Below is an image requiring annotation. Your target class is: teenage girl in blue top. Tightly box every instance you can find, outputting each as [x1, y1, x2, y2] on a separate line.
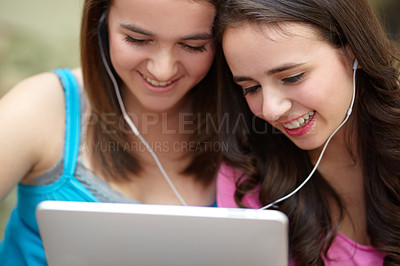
[0, 0, 220, 264]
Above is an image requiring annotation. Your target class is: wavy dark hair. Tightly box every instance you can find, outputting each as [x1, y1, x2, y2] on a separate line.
[216, 0, 400, 264]
[80, 0, 221, 185]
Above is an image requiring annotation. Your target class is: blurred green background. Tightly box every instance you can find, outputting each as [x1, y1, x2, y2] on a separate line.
[0, 0, 399, 240]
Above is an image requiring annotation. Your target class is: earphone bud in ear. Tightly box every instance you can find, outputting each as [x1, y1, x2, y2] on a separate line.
[346, 59, 358, 116]
[352, 59, 358, 70]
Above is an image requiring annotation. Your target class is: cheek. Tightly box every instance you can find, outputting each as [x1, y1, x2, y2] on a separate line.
[109, 35, 143, 73]
[245, 97, 263, 117]
[313, 59, 353, 105]
[296, 75, 333, 110]
[183, 49, 215, 78]
[314, 73, 352, 111]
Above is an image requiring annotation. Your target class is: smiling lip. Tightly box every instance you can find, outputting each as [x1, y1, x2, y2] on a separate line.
[141, 74, 178, 92]
[282, 111, 316, 137]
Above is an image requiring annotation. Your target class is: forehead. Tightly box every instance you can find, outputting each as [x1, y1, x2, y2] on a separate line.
[222, 22, 319, 57]
[222, 22, 330, 76]
[223, 22, 321, 45]
[109, 0, 216, 37]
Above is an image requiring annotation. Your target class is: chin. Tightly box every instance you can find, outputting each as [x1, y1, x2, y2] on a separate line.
[143, 102, 178, 113]
[294, 143, 318, 151]
[288, 136, 326, 151]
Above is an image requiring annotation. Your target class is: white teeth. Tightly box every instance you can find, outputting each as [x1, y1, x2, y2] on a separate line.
[283, 111, 315, 129]
[144, 76, 173, 87]
[292, 120, 300, 128]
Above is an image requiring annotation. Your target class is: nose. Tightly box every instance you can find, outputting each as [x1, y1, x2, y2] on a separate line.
[147, 48, 179, 81]
[260, 86, 292, 122]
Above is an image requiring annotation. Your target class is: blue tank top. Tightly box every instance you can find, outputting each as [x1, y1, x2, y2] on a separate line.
[0, 69, 217, 265]
[0, 69, 99, 266]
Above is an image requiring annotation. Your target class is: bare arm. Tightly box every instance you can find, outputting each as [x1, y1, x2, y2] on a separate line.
[0, 72, 66, 201]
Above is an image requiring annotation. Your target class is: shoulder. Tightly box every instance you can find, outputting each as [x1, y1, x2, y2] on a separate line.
[70, 67, 83, 86]
[4, 70, 68, 127]
[216, 163, 242, 207]
[3, 70, 80, 109]
[0, 71, 67, 145]
[216, 163, 262, 208]
[0, 69, 82, 187]
[10, 68, 84, 121]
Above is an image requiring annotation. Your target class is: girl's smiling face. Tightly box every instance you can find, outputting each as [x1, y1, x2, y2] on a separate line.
[222, 22, 355, 150]
[107, 0, 216, 114]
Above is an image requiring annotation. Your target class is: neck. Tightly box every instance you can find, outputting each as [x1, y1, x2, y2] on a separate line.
[122, 93, 196, 167]
[308, 129, 369, 244]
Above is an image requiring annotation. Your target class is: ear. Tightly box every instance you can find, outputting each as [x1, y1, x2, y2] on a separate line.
[344, 45, 361, 69]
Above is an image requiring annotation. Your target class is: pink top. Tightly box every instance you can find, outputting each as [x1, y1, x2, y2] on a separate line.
[217, 164, 386, 266]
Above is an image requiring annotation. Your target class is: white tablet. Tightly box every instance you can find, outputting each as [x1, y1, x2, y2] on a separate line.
[36, 201, 289, 266]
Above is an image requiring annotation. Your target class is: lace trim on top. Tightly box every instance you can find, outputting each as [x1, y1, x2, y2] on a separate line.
[26, 156, 140, 204]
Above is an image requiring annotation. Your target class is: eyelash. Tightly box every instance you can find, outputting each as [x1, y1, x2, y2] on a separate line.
[242, 73, 305, 97]
[124, 36, 150, 46]
[124, 36, 207, 53]
[243, 85, 261, 97]
[180, 44, 207, 53]
[282, 73, 304, 84]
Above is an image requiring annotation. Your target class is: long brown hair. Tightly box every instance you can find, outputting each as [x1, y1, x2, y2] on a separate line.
[216, 0, 400, 264]
[80, 0, 221, 185]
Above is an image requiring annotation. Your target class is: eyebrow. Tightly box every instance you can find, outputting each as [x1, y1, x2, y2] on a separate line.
[120, 24, 154, 37]
[266, 63, 305, 75]
[181, 33, 212, 41]
[233, 62, 305, 83]
[120, 23, 212, 41]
